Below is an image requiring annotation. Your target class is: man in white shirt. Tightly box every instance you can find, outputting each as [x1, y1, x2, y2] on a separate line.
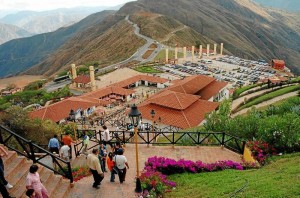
[87, 149, 104, 189]
[113, 149, 129, 184]
[60, 145, 70, 162]
[138, 121, 145, 139]
[102, 125, 112, 148]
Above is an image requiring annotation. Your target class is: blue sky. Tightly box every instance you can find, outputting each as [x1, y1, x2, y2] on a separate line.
[0, 0, 135, 11]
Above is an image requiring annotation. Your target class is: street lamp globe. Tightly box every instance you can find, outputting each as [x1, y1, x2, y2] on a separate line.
[128, 104, 142, 127]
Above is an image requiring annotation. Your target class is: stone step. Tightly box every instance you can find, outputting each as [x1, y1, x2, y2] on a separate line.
[50, 179, 71, 198]
[44, 174, 62, 196]
[3, 151, 17, 165]
[6, 160, 32, 193]
[4, 156, 26, 179]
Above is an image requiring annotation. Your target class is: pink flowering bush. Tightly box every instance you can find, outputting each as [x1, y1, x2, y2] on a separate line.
[144, 156, 244, 175]
[246, 140, 276, 165]
[139, 156, 247, 197]
[139, 171, 176, 197]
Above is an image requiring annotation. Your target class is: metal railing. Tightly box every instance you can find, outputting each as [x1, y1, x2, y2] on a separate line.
[75, 129, 246, 155]
[73, 129, 100, 157]
[0, 125, 73, 183]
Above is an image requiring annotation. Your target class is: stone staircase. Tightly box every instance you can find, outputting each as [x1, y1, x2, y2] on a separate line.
[2, 148, 71, 198]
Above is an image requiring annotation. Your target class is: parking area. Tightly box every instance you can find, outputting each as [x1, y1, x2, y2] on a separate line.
[156, 55, 279, 88]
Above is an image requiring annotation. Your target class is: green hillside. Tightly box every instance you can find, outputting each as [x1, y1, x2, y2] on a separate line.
[166, 153, 300, 198]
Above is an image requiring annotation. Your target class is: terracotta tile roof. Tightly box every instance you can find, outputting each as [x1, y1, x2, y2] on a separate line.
[29, 97, 97, 122]
[260, 76, 288, 84]
[74, 75, 91, 84]
[272, 59, 285, 65]
[112, 75, 168, 88]
[138, 99, 219, 129]
[84, 86, 135, 99]
[197, 81, 228, 100]
[168, 75, 215, 94]
[142, 90, 200, 110]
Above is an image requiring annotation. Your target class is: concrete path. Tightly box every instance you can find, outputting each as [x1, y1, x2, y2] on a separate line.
[69, 144, 242, 198]
[232, 91, 299, 117]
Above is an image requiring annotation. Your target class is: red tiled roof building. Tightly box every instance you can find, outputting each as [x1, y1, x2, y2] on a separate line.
[271, 59, 285, 70]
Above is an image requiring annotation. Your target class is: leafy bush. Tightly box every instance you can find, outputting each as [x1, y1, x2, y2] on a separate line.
[140, 171, 176, 198]
[58, 165, 91, 182]
[206, 99, 300, 153]
[0, 106, 61, 145]
[0, 85, 72, 110]
[246, 141, 276, 165]
[23, 80, 47, 91]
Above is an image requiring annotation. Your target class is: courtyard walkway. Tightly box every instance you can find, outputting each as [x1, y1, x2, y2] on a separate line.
[69, 144, 242, 198]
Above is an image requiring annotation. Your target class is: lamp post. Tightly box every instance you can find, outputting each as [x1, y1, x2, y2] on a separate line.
[150, 109, 155, 142]
[128, 104, 142, 181]
[69, 109, 77, 142]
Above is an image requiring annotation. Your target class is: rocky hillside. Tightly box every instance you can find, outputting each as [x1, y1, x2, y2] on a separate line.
[0, 23, 32, 44]
[118, 0, 300, 74]
[129, 12, 214, 47]
[26, 16, 146, 76]
[0, 10, 114, 78]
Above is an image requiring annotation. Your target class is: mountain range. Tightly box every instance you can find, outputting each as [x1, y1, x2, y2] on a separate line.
[0, 6, 122, 44]
[0, 0, 300, 78]
[0, 23, 32, 44]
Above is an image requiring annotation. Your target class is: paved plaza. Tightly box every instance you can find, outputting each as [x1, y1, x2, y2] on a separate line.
[69, 144, 242, 198]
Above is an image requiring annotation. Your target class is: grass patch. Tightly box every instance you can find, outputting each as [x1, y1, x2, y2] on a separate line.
[237, 85, 300, 111]
[134, 66, 162, 73]
[142, 50, 154, 59]
[291, 76, 300, 83]
[166, 153, 300, 198]
[233, 84, 262, 99]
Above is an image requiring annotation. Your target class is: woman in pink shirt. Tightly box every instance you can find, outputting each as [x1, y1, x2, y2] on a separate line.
[26, 165, 49, 198]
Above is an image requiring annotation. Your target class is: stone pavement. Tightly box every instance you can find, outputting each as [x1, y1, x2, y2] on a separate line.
[69, 144, 242, 198]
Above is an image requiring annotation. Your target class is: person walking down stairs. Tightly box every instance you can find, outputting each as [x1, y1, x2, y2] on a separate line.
[82, 131, 90, 156]
[26, 165, 49, 198]
[48, 134, 60, 154]
[87, 149, 104, 189]
[0, 145, 13, 189]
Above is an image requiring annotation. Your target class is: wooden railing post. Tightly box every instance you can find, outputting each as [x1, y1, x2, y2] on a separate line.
[242, 141, 246, 154]
[222, 132, 225, 148]
[172, 131, 175, 148]
[122, 131, 126, 147]
[67, 161, 74, 184]
[147, 130, 150, 147]
[28, 141, 37, 163]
